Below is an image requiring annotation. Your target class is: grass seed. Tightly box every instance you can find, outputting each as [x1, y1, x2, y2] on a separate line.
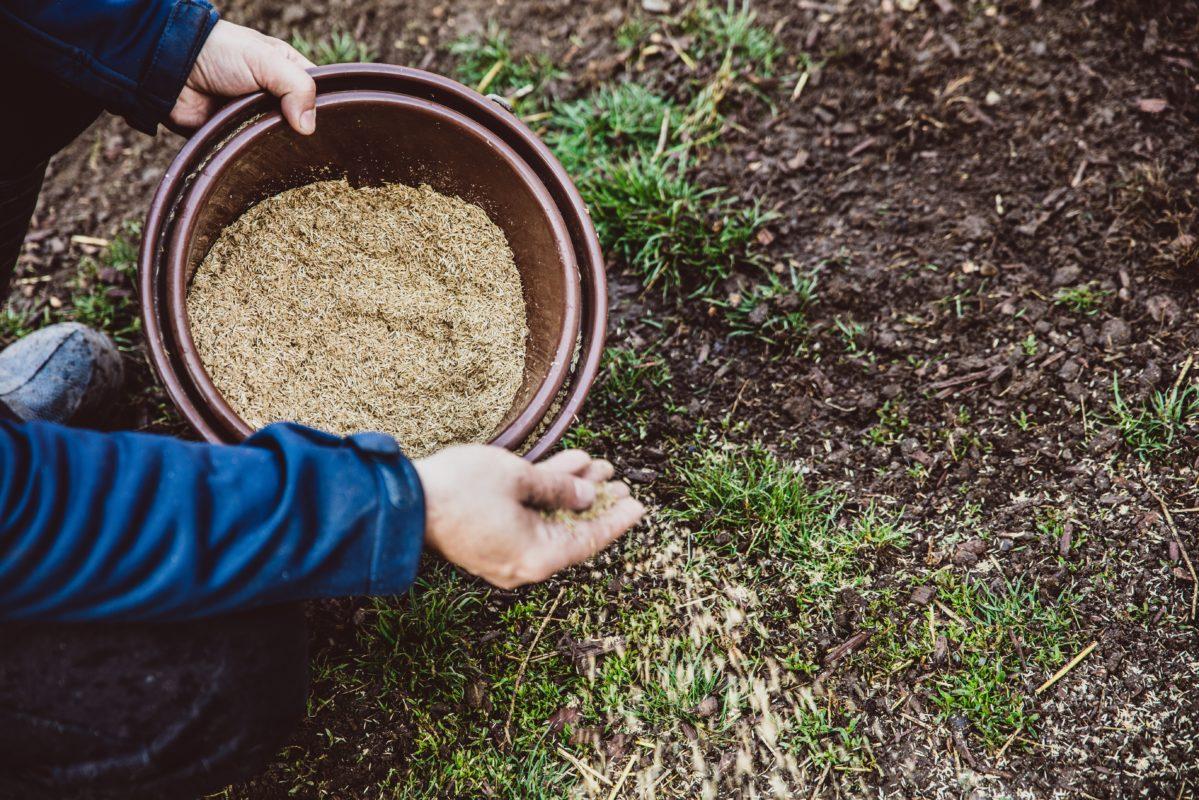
[188, 178, 527, 457]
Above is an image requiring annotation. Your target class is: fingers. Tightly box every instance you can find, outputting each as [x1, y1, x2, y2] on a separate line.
[521, 464, 597, 511]
[536, 495, 646, 577]
[251, 49, 317, 134]
[540, 449, 616, 483]
[273, 38, 317, 70]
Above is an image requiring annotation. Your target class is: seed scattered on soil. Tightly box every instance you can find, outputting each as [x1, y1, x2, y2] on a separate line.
[188, 178, 528, 457]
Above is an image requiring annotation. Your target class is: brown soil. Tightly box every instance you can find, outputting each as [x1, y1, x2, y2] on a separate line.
[18, 0, 1199, 797]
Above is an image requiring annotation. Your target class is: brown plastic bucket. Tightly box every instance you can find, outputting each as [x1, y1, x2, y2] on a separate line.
[140, 66, 606, 459]
[165, 90, 578, 449]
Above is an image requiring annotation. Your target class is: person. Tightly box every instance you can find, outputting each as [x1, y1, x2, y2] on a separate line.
[0, 2, 646, 798]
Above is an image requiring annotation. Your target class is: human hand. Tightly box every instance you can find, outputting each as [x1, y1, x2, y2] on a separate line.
[170, 20, 317, 134]
[414, 446, 645, 589]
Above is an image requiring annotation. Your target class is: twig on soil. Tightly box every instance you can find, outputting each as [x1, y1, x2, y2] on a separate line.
[557, 745, 612, 787]
[995, 725, 1023, 761]
[605, 753, 638, 800]
[820, 630, 872, 677]
[653, 111, 671, 161]
[476, 58, 506, 94]
[934, 600, 968, 629]
[667, 37, 697, 71]
[1143, 477, 1198, 620]
[1035, 640, 1098, 695]
[69, 234, 109, 248]
[791, 69, 810, 102]
[504, 587, 565, 746]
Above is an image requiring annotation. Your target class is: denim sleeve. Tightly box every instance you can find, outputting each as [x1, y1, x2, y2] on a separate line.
[0, 0, 219, 133]
[0, 421, 425, 622]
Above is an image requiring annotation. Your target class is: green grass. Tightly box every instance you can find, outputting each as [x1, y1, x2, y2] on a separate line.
[865, 399, 910, 447]
[547, 81, 770, 291]
[296, 566, 582, 799]
[449, 24, 560, 107]
[589, 346, 672, 442]
[709, 267, 817, 347]
[0, 304, 45, 345]
[1053, 282, 1111, 316]
[864, 572, 1078, 751]
[69, 221, 142, 348]
[927, 575, 1077, 749]
[290, 31, 376, 65]
[670, 443, 909, 607]
[547, 83, 680, 174]
[684, 1, 783, 76]
[1111, 373, 1199, 461]
[581, 154, 772, 290]
[635, 640, 728, 730]
[778, 689, 872, 772]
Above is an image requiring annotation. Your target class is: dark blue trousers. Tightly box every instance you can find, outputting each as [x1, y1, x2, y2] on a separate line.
[0, 56, 309, 800]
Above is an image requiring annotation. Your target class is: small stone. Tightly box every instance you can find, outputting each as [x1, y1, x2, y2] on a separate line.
[1100, 318, 1131, 349]
[625, 467, 659, 484]
[952, 538, 988, 567]
[957, 214, 991, 242]
[692, 696, 719, 718]
[782, 395, 811, 422]
[1057, 358, 1082, 382]
[280, 4, 310, 24]
[1145, 294, 1181, 327]
[1051, 264, 1082, 287]
[911, 585, 936, 606]
[641, 0, 670, 12]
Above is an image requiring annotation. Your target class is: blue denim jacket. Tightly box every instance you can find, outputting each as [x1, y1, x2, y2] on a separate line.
[0, 1, 429, 621]
[0, 0, 218, 133]
[0, 421, 426, 622]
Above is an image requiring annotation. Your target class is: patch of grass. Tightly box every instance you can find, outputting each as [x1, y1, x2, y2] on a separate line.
[865, 400, 910, 447]
[779, 690, 872, 772]
[865, 572, 1078, 751]
[547, 80, 767, 291]
[547, 83, 680, 175]
[0, 304, 44, 345]
[591, 346, 672, 441]
[928, 575, 1077, 749]
[683, 0, 783, 77]
[449, 24, 560, 107]
[615, 17, 654, 51]
[636, 640, 727, 730]
[290, 30, 376, 65]
[305, 566, 583, 799]
[1111, 373, 1199, 461]
[597, 346, 672, 406]
[1053, 282, 1111, 316]
[70, 221, 141, 348]
[581, 154, 772, 290]
[670, 443, 909, 607]
[833, 316, 867, 355]
[1021, 332, 1038, 356]
[710, 267, 816, 347]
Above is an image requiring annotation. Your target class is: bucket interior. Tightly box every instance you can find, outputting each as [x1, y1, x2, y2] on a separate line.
[176, 91, 575, 439]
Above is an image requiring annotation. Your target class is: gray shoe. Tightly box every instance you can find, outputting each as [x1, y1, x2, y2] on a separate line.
[0, 323, 124, 424]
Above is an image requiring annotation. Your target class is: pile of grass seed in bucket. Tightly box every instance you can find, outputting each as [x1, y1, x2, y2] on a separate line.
[187, 178, 527, 458]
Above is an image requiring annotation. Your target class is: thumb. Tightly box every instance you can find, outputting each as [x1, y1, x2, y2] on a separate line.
[521, 465, 597, 512]
[252, 51, 317, 135]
